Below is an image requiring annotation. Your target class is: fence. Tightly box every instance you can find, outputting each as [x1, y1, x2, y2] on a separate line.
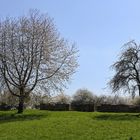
[1, 102, 140, 112]
[40, 103, 69, 111]
[40, 103, 95, 112]
[71, 103, 94, 112]
[40, 103, 140, 112]
[96, 104, 140, 113]
[0, 103, 12, 111]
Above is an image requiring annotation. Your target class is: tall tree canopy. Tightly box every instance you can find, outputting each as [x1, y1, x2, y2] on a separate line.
[0, 10, 78, 113]
[109, 41, 140, 98]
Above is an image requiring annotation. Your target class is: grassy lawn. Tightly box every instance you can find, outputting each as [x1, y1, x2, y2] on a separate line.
[0, 110, 140, 140]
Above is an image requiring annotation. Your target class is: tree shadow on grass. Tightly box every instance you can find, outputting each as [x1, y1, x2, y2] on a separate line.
[0, 111, 48, 124]
[93, 113, 140, 121]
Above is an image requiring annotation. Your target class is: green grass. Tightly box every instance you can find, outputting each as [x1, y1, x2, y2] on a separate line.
[0, 110, 140, 140]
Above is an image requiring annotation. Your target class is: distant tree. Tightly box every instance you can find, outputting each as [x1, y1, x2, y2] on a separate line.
[94, 95, 107, 106]
[0, 10, 78, 113]
[94, 95, 126, 106]
[22, 92, 42, 109]
[0, 90, 18, 107]
[72, 88, 95, 104]
[0, 89, 32, 108]
[109, 41, 140, 98]
[28, 93, 41, 107]
[53, 93, 71, 104]
[131, 97, 140, 105]
[40, 95, 53, 104]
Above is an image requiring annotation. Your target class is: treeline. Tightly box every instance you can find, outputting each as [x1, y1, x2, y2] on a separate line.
[0, 88, 140, 111]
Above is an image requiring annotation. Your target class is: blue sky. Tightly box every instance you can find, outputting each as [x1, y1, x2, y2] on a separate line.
[1, 0, 140, 95]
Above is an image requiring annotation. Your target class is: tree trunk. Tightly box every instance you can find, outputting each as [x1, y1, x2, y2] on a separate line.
[17, 96, 24, 113]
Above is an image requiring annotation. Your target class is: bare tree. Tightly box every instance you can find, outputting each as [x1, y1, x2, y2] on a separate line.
[0, 10, 78, 113]
[109, 40, 140, 97]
